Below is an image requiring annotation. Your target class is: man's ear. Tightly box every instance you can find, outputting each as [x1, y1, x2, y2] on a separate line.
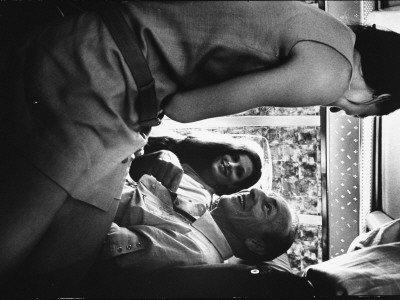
[245, 238, 266, 255]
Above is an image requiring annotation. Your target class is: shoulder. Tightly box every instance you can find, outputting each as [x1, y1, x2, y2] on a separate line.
[277, 3, 355, 104]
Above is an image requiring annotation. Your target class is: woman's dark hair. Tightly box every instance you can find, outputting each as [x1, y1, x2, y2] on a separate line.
[350, 24, 400, 115]
[144, 134, 263, 195]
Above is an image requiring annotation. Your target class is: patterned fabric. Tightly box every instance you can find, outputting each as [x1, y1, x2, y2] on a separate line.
[305, 219, 400, 295]
[348, 218, 400, 251]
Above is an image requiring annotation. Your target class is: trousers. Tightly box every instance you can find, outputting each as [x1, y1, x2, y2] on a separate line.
[0, 145, 119, 296]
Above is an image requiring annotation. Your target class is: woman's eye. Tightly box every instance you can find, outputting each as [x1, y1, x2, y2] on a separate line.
[231, 153, 240, 162]
[236, 168, 244, 178]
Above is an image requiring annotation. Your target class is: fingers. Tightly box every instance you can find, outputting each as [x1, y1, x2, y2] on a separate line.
[150, 160, 183, 192]
[167, 169, 183, 193]
[150, 160, 168, 182]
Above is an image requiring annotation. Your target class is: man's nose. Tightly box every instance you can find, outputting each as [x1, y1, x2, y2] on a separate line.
[251, 188, 263, 200]
[251, 190, 266, 206]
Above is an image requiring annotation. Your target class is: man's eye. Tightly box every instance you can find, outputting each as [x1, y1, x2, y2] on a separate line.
[264, 203, 272, 213]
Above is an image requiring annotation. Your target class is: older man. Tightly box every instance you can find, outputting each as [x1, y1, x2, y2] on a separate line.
[73, 150, 297, 297]
[97, 169, 296, 274]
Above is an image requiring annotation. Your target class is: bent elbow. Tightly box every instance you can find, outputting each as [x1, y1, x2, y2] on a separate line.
[163, 106, 192, 123]
[163, 102, 198, 123]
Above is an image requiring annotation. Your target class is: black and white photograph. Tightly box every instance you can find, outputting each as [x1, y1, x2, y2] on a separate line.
[0, 0, 400, 298]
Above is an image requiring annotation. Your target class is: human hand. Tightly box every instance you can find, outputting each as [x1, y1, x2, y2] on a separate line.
[150, 150, 183, 193]
[129, 150, 183, 192]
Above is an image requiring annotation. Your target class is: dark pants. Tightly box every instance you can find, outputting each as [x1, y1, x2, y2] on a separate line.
[0, 146, 118, 297]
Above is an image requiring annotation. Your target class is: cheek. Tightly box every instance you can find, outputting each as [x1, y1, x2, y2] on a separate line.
[213, 168, 225, 184]
[229, 213, 262, 236]
[239, 172, 250, 183]
[209, 162, 220, 177]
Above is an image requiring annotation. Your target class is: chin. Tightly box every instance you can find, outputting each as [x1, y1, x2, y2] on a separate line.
[211, 165, 222, 181]
[219, 195, 229, 202]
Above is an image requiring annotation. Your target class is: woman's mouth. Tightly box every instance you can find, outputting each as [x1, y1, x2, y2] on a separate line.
[221, 160, 229, 177]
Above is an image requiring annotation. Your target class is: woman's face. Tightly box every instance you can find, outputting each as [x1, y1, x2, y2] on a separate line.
[208, 153, 254, 186]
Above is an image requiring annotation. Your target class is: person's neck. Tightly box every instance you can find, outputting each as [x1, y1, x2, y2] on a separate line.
[197, 168, 215, 188]
[210, 209, 235, 245]
[212, 211, 248, 259]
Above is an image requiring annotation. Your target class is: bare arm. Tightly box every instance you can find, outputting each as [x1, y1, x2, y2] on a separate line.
[164, 42, 352, 123]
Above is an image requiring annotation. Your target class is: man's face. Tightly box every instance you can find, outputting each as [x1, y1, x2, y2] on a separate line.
[215, 188, 292, 242]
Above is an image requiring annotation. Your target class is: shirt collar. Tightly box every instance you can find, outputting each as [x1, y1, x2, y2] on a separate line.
[192, 211, 233, 260]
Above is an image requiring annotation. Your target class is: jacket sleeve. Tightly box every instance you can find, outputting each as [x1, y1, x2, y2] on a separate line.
[101, 222, 146, 259]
